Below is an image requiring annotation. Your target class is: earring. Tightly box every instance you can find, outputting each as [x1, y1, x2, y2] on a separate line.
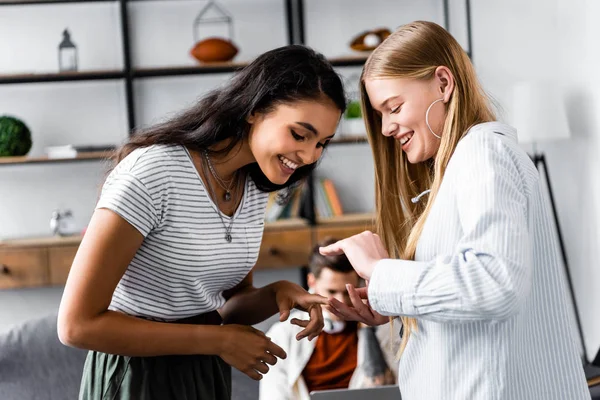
[425, 98, 444, 139]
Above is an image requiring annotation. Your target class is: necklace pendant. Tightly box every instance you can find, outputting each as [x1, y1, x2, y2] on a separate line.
[225, 233, 232, 243]
[224, 191, 232, 202]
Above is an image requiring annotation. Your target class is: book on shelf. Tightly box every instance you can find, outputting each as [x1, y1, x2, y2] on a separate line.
[314, 178, 344, 218]
[44, 144, 116, 159]
[265, 178, 344, 222]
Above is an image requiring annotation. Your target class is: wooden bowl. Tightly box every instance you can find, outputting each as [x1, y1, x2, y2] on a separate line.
[190, 37, 239, 63]
[350, 28, 392, 52]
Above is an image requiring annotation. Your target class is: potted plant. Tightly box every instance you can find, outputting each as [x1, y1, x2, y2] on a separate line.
[341, 100, 366, 137]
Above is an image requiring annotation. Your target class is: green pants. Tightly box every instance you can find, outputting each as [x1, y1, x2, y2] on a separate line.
[79, 312, 231, 400]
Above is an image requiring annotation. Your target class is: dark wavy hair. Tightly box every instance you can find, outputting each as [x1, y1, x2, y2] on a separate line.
[114, 45, 346, 192]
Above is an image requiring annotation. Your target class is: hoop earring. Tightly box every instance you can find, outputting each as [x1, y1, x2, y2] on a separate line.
[425, 98, 444, 139]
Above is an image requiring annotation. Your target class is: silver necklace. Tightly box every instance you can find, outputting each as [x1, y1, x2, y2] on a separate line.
[204, 149, 236, 202]
[201, 153, 241, 243]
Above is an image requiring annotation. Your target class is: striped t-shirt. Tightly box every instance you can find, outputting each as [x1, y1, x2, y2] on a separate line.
[96, 144, 268, 321]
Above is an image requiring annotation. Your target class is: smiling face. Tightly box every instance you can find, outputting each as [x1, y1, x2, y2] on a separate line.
[247, 97, 341, 185]
[365, 67, 454, 164]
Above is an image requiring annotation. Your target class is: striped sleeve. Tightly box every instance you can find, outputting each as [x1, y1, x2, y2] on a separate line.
[96, 171, 159, 237]
[368, 132, 532, 322]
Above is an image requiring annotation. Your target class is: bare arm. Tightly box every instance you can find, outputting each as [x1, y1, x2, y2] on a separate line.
[220, 273, 279, 326]
[220, 274, 328, 341]
[57, 208, 227, 356]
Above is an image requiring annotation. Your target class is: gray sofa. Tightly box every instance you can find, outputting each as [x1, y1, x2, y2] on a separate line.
[0, 314, 258, 400]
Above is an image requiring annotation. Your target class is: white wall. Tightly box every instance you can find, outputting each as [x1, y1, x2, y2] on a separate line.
[304, 0, 444, 57]
[472, 0, 600, 360]
[555, 0, 600, 362]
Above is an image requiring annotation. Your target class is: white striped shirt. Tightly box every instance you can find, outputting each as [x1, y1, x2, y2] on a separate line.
[96, 145, 268, 321]
[369, 122, 590, 399]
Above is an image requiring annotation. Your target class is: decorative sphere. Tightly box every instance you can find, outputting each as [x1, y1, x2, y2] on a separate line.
[0, 115, 32, 157]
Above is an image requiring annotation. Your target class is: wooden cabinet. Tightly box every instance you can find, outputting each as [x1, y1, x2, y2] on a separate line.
[0, 235, 82, 290]
[0, 248, 49, 289]
[315, 213, 374, 243]
[48, 245, 79, 286]
[0, 214, 374, 289]
[258, 222, 312, 270]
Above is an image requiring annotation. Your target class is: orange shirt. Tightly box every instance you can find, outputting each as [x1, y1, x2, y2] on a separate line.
[302, 323, 358, 393]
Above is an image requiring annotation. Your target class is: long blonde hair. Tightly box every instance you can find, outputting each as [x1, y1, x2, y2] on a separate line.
[360, 21, 496, 357]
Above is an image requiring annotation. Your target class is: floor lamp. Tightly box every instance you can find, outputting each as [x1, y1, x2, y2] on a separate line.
[510, 81, 589, 364]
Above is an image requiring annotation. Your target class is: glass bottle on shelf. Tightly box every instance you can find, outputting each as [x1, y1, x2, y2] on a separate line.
[58, 29, 78, 72]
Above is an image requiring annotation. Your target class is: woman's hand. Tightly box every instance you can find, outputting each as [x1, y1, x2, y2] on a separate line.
[219, 324, 287, 381]
[328, 283, 388, 326]
[273, 280, 328, 341]
[319, 231, 389, 280]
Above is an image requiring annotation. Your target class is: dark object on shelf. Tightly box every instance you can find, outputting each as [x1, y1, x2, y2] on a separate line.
[350, 28, 391, 52]
[191, 0, 238, 63]
[72, 144, 116, 152]
[0, 115, 32, 157]
[58, 29, 78, 72]
[190, 38, 238, 63]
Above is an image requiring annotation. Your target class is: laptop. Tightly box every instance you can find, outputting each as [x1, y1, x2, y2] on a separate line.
[310, 385, 400, 400]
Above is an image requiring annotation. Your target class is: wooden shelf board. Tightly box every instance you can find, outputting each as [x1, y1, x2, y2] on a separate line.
[0, 56, 367, 84]
[0, 234, 83, 249]
[0, 0, 114, 4]
[133, 61, 249, 78]
[264, 218, 309, 231]
[0, 151, 113, 165]
[316, 213, 374, 227]
[328, 55, 369, 67]
[0, 214, 375, 249]
[0, 70, 125, 84]
[330, 135, 368, 145]
[133, 55, 368, 79]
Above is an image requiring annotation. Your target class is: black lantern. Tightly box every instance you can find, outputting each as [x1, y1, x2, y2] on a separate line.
[193, 0, 234, 44]
[58, 29, 78, 72]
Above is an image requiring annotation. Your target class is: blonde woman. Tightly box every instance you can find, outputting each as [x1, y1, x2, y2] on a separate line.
[320, 21, 590, 399]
